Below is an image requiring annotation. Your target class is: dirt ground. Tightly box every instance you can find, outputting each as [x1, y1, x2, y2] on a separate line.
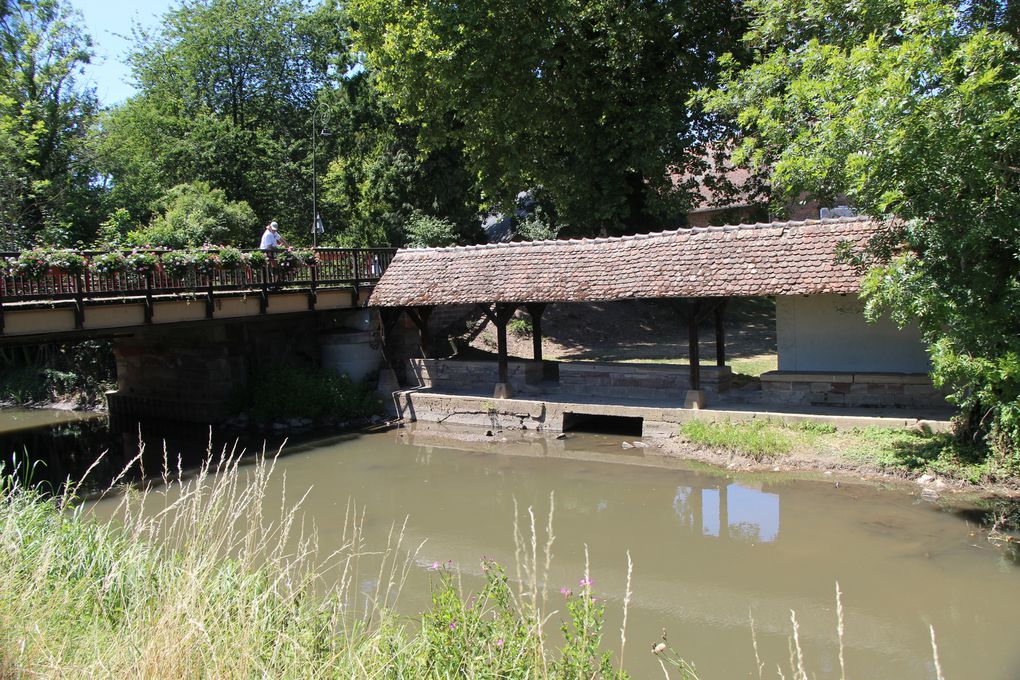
[460, 297, 778, 375]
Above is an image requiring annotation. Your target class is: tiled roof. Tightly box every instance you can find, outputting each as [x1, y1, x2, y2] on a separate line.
[368, 217, 883, 307]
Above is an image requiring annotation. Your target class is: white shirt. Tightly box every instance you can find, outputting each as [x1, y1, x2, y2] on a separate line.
[260, 229, 280, 250]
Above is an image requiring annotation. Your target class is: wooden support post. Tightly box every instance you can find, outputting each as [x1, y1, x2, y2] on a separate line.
[379, 308, 401, 364]
[376, 307, 403, 393]
[688, 299, 701, 391]
[73, 272, 85, 329]
[526, 303, 546, 363]
[715, 298, 728, 367]
[405, 305, 434, 358]
[308, 259, 318, 310]
[143, 272, 154, 324]
[494, 303, 516, 395]
[259, 264, 269, 314]
[205, 274, 215, 319]
[684, 298, 705, 409]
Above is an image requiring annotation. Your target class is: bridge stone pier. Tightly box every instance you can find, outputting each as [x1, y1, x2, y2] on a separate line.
[105, 309, 383, 433]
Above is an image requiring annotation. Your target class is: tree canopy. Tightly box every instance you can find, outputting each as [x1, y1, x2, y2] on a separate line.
[0, 0, 100, 248]
[702, 0, 1020, 456]
[348, 0, 747, 235]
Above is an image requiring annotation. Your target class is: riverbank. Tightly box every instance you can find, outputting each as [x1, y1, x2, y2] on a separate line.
[6, 423, 1014, 677]
[403, 419, 1020, 502]
[0, 451, 673, 679]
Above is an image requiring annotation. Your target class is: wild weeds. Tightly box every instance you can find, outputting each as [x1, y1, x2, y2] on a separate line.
[0, 444, 642, 678]
[0, 442, 952, 678]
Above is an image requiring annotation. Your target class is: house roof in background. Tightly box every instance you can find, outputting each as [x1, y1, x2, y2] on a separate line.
[368, 217, 883, 307]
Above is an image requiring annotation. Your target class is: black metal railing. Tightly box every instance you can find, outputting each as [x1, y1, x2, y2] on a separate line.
[0, 248, 396, 330]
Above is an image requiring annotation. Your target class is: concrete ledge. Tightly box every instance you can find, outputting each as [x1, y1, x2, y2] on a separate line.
[852, 373, 932, 385]
[390, 390, 953, 435]
[760, 370, 933, 385]
[760, 371, 852, 383]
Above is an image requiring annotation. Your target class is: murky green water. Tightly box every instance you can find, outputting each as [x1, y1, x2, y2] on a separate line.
[88, 424, 1017, 679]
[0, 407, 102, 435]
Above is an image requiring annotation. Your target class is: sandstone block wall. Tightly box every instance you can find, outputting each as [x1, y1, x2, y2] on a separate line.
[407, 358, 732, 401]
[757, 371, 948, 409]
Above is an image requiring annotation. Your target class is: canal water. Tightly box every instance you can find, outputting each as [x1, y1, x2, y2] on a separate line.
[6, 410, 1020, 678]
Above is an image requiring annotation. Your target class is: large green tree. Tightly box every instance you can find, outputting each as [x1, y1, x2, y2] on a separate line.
[95, 0, 332, 242]
[349, 0, 746, 235]
[319, 70, 482, 247]
[0, 0, 101, 248]
[703, 0, 1020, 458]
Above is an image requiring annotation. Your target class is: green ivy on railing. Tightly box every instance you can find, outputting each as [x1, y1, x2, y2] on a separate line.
[3, 245, 319, 280]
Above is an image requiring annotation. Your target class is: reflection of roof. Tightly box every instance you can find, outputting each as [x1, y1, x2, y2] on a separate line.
[368, 217, 882, 307]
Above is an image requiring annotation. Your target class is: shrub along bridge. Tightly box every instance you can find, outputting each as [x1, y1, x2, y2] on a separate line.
[0, 248, 396, 339]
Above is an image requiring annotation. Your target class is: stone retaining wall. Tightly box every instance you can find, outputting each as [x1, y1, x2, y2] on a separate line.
[407, 358, 731, 400]
[390, 391, 953, 435]
[758, 371, 947, 409]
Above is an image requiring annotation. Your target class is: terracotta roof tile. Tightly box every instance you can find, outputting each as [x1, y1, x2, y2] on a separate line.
[369, 217, 881, 307]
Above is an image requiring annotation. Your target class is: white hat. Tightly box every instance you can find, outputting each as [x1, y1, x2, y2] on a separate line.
[269, 221, 278, 231]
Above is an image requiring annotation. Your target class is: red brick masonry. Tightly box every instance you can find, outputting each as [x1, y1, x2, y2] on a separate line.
[369, 217, 884, 307]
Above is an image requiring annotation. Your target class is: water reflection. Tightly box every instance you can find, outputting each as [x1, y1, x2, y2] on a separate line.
[674, 483, 781, 542]
[42, 421, 1020, 679]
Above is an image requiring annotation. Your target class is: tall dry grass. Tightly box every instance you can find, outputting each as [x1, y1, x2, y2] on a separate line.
[0, 439, 951, 679]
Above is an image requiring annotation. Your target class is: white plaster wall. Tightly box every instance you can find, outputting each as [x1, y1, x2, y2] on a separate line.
[776, 294, 930, 373]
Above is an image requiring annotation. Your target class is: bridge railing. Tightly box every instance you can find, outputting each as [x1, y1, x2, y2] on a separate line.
[0, 247, 397, 304]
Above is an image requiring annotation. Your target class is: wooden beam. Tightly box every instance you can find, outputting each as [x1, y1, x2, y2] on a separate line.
[379, 308, 403, 368]
[715, 298, 728, 367]
[476, 303, 497, 324]
[404, 305, 434, 358]
[525, 303, 546, 363]
[688, 298, 701, 391]
[493, 303, 517, 384]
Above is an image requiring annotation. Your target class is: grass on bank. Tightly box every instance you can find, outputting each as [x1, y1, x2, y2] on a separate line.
[678, 419, 1004, 484]
[0, 442, 952, 680]
[617, 353, 778, 378]
[0, 446, 661, 679]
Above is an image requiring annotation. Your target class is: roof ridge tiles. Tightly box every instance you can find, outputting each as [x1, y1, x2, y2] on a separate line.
[395, 215, 875, 254]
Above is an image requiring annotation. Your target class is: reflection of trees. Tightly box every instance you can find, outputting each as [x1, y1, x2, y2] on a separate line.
[728, 522, 763, 543]
[673, 486, 703, 532]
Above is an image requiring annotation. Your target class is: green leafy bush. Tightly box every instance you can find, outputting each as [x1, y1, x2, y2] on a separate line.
[47, 250, 86, 276]
[7, 249, 50, 279]
[160, 250, 194, 278]
[90, 252, 127, 276]
[125, 181, 257, 248]
[272, 248, 315, 271]
[405, 212, 459, 248]
[242, 365, 381, 422]
[508, 317, 532, 337]
[245, 250, 268, 269]
[217, 246, 244, 269]
[193, 250, 221, 275]
[126, 251, 158, 275]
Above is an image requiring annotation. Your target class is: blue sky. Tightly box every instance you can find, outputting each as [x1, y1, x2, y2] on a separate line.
[70, 0, 176, 105]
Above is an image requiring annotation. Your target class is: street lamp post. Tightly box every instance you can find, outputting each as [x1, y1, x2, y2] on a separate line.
[311, 104, 331, 248]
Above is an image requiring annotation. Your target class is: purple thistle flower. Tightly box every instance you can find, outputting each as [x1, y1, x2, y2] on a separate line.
[579, 577, 593, 587]
[496, 638, 504, 648]
[429, 561, 440, 570]
[449, 621, 457, 631]
[560, 587, 572, 597]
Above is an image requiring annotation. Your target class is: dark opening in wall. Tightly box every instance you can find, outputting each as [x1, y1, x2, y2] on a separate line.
[561, 412, 644, 437]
